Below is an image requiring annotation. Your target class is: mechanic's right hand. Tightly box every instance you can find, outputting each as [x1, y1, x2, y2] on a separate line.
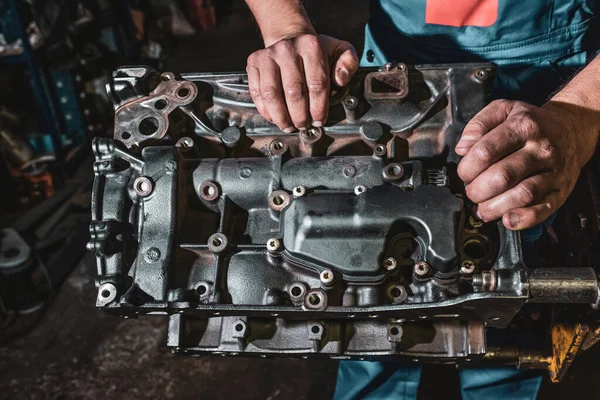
[246, 34, 359, 132]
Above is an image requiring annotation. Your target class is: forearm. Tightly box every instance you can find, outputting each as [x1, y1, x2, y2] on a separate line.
[546, 54, 600, 165]
[246, 0, 315, 47]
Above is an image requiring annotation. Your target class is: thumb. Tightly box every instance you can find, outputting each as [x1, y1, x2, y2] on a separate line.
[331, 42, 359, 87]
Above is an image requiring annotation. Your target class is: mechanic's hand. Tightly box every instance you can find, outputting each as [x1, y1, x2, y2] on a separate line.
[455, 100, 589, 230]
[246, 34, 359, 132]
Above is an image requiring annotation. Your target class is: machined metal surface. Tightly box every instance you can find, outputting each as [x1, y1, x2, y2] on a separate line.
[90, 64, 599, 370]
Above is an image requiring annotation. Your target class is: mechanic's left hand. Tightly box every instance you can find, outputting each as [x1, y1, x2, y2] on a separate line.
[455, 99, 590, 231]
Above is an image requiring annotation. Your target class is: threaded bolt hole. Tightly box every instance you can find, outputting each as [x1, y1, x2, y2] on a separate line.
[308, 294, 321, 306]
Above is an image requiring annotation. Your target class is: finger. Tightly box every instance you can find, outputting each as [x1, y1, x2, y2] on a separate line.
[246, 64, 271, 122]
[465, 149, 548, 204]
[277, 54, 311, 130]
[332, 43, 359, 87]
[502, 191, 561, 230]
[258, 57, 294, 132]
[456, 100, 513, 156]
[476, 172, 556, 222]
[457, 119, 527, 184]
[301, 49, 329, 127]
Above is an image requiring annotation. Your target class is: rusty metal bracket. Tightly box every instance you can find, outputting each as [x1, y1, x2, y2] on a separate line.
[114, 72, 198, 149]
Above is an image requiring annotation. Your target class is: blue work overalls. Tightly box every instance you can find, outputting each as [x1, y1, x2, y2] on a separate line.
[334, 1, 599, 399]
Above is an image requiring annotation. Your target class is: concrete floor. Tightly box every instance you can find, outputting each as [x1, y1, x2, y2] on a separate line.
[2, 1, 600, 399]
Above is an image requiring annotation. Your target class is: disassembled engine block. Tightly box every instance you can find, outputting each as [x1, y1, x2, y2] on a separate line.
[89, 63, 600, 382]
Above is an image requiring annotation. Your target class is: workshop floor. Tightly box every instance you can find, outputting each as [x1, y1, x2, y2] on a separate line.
[2, 1, 600, 399]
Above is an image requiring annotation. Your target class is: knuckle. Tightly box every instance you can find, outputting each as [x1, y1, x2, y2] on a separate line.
[307, 79, 328, 96]
[273, 40, 296, 56]
[491, 167, 515, 188]
[246, 52, 259, 66]
[489, 99, 514, 110]
[264, 47, 278, 59]
[490, 99, 509, 108]
[300, 35, 320, 52]
[516, 181, 537, 205]
[284, 81, 305, 101]
[512, 111, 540, 137]
[464, 184, 480, 202]
[473, 141, 496, 164]
[260, 86, 279, 102]
[536, 139, 557, 161]
[249, 88, 260, 99]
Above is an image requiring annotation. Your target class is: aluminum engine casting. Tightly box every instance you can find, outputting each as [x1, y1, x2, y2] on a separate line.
[89, 64, 599, 379]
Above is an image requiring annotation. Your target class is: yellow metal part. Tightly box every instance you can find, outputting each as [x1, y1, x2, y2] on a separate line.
[548, 323, 590, 383]
[581, 324, 600, 351]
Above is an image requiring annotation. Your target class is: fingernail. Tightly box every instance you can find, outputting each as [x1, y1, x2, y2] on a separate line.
[509, 213, 520, 228]
[312, 121, 323, 127]
[337, 68, 349, 83]
[283, 127, 295, 133]
[475, 207, 483, 220]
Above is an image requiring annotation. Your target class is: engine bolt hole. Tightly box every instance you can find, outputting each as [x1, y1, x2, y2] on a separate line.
[386, 284, 408, 303]
[374, 144, 387, 157]
[133, 176, 153, 197]
[304, 289, 327, 310]
[196, 282, 211, 299]
[138, 117, 160, 136]
[177, 87, 191, 98]
[288, 283, 307, 302]
[383, 163, 404, 181]
[269, 139, 287, 155]
[354, 185, 367, 195]
[155, 99, 168, 110]
[268, 190, 291, 211]
[199, 181, 219, 202]
[463, 238, 489, 260]
[207, 233, 228, 253]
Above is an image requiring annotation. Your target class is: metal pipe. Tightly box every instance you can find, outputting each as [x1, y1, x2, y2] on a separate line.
[528, 268, 598, 303]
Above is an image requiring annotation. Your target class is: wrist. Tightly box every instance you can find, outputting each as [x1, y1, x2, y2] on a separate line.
[246, 0, 316, 47]
[262, 24, 316, 47]
[543, 100, 600, 167]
